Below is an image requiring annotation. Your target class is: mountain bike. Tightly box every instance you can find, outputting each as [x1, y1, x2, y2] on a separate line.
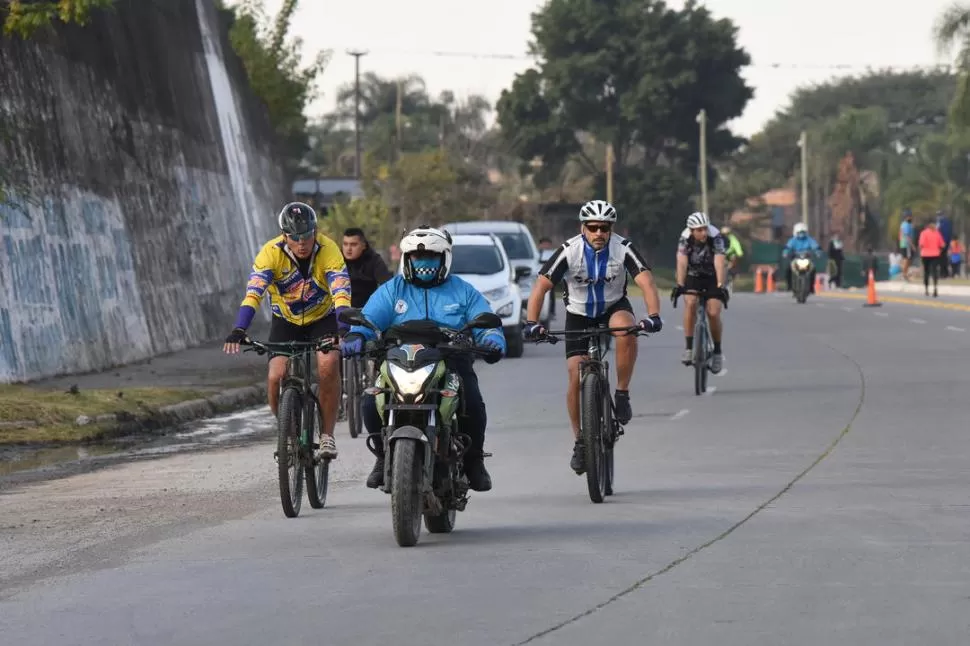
[242, 336, 338, 517]
[534, 322, 650, 503]
[673, 288, 727, 396]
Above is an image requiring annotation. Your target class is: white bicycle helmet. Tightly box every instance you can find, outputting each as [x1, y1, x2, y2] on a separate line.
[686, 212, 710, 229]
[579, 200, 618, 222]
[400, 225, 453, 286]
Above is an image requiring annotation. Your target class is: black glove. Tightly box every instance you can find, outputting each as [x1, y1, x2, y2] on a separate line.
[640, 314, 663, 333]
[523, 321, 547, 341]
[670, 285, 685, 307]
[717, 286, 730, 306]
[225, 327, 247, 344]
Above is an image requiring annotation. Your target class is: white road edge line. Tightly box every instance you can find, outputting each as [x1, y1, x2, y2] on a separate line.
[946, 325, 966, 332]
[910, 318, 926, 324]
[873, 311, 889, 317]
[841, 306, 853, 312]
[671, 409, 689, 421]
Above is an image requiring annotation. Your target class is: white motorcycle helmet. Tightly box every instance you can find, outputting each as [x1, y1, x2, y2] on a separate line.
[793, 222, 808, 236]
[579, 199, 618, 222]
[400, 225, 453, 286]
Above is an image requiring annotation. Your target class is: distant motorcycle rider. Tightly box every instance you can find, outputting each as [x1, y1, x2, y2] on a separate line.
[782, 222, 822, 293]
[341, 226, 506, 492]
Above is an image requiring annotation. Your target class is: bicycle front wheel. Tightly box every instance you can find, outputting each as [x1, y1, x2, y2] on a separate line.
[581, 370, 607, 503]
[305, 386, 329, 509]
[345, 358, 361, 438]
[694, 319, 707, 396]
[601, 380, 615, 497]
[277, 387, 305, 518]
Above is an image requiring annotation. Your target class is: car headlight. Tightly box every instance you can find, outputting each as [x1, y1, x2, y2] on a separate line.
[387, 363, 435, 396]
[483, 285, 510, 301]
[496, 302, 514, 317]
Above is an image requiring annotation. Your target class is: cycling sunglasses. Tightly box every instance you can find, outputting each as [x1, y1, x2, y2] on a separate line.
[584, 223, 612, 233]
[287, 231, 316, 242]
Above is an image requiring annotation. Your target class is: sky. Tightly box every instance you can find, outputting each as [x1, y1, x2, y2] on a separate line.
[263, 1, 960, 137]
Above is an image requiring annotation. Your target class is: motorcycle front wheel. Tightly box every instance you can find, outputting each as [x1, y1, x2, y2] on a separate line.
[391, 439, 424, 547]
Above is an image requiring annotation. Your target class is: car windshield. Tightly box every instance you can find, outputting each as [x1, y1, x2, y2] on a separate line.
[451, 244, 504, 275]
[494, 232, 533, 260]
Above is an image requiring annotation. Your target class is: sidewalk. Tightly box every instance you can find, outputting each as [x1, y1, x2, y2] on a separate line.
[876, 279, 970, 298]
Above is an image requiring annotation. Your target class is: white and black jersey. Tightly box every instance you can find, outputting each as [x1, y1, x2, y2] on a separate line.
[677, 225, 725, 277]
[539, 233, 651, 318]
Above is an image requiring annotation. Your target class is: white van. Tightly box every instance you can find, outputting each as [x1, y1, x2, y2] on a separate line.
[441, 221, 552, 325]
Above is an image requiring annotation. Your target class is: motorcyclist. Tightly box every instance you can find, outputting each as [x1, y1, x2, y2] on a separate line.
[341, 226, 506, 493]
[782, 222, 822, 293]
[671, 212, 729, 373]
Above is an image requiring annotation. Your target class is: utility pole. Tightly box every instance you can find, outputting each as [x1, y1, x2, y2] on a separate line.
[606, 142, 614, 203]
[696, 109, 708, 215]
[347, 50, 367, 179]
[797, 130, 809, 227]
[395, 78, 402, 162]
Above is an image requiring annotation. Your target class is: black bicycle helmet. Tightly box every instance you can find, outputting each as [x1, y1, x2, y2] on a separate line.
[278, 202, 317, 237]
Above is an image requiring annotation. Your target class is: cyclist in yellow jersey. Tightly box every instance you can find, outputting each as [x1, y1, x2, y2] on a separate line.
[223, 202, 352, 459]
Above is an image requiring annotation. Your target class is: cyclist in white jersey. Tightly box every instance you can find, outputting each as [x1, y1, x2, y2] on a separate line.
[523, 200, 663, 475]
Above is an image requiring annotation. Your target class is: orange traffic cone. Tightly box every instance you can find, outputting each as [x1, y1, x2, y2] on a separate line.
[863, 269, 881, 307]
[766, 269, 775, 293]
[754, 268, 764, 293]
[815, 275, 824, 292]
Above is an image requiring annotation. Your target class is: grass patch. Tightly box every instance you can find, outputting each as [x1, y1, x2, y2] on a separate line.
[0, 385, 206, 445]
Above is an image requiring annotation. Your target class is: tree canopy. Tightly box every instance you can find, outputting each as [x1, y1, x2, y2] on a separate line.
[1, 0, 114, 37]
[495, 0, 753, 250]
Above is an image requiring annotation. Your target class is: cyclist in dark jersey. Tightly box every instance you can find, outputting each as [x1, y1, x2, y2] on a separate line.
[342, 227, 393, 307]
[670, 212, 729, 373]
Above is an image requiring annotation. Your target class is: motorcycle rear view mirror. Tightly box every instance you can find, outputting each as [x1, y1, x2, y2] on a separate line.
[464, 312, 502, 331]
[338, 307, 375, 331]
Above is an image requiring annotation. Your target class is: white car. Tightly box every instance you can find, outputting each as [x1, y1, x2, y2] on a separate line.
[397, 233, 526, 358]
[441, 221, 552, 326]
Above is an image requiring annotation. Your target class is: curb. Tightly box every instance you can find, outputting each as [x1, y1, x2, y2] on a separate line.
[72, 383, 268, 441]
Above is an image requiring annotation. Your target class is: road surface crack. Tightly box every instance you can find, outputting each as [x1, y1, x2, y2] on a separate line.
[512, 344, 866, 645]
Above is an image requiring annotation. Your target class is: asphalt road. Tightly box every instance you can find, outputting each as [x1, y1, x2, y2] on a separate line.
[3, 292, 970, 645]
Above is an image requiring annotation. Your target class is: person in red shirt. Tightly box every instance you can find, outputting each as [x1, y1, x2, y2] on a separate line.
[918, 220, 947, 297]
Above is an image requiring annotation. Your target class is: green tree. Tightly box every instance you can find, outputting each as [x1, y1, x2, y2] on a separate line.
[224, 0, 330, 174]
[317, 195, 394, 251]
[2, 0, 114, 37]
[495, 0, 752, 244]
[934, 3, 970, 129]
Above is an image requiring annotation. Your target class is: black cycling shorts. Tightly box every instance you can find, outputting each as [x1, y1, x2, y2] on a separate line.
[684, 273, 718, 293]
[267, 314, 337, 359]
[563, 297, 634, 358]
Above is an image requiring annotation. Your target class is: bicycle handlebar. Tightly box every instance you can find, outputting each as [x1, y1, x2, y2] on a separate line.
[532, 325, 649, 345]
[241, 336, 338, 356]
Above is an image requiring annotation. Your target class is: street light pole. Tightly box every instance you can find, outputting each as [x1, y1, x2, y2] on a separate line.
[606, 142, 614, 203]
[347, 50, 368, 179]
[696, 109, 708, 215]
[797, 130, 809, 227]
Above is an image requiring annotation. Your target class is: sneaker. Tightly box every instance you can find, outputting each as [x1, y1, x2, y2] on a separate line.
[570, 440, 586, 474]
[464, 457, 492, 492]
[614, 391, 632, 425]
[681, 348, 694, 365]
[317, 434, 338, 460]
[710, 353, 723, 374]
[366, 456, 384, 488]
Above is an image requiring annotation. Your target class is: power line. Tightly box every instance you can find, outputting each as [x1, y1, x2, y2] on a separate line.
[333, 47, 958, 72]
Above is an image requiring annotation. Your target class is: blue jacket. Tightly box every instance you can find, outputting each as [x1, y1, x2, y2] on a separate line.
[349, 275, 507, 353]
[783, 235, 821, 256]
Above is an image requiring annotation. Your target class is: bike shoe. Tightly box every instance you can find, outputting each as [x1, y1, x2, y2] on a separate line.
[366, 456, 384, 488]
[317, 434, 338, 460]
[570, 440, 586, 474]
[710, 353, 723, 374]
[464, 457, 492, 492]
[681, 348, 694, 365]
[614, 391, 632, 425]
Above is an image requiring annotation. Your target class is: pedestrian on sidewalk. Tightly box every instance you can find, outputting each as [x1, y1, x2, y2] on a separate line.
[827, 232, 844, 287]
[949, 238, 964, 278]
[899, 209, 915, 281]
[918, 220, 947, 297]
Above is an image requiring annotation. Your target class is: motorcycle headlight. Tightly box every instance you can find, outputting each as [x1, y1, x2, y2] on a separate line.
[483, 285, 510, 301]
[496, 302, 514, 317]
[388, 362, 435, 396]
[794, 258, 811, 270]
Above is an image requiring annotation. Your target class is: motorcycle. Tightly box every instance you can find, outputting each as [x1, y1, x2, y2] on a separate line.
[790, 251, 815, 304]
[337, 308, 503, 547]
